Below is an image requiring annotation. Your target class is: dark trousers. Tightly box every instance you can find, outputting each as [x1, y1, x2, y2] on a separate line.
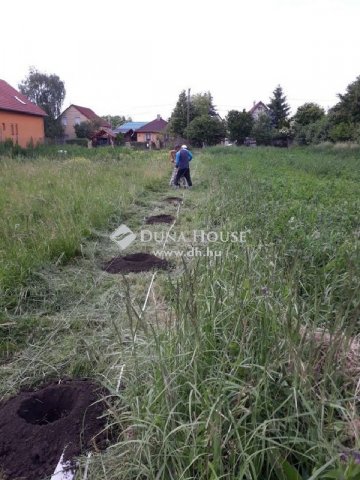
[175, 168, 192, 187]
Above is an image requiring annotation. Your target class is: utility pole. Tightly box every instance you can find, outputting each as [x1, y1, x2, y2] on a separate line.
[186, 87, 191, 143]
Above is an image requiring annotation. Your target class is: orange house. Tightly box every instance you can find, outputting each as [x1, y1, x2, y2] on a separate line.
[0, 79, 47, 148]
[135, 116, 168, 148]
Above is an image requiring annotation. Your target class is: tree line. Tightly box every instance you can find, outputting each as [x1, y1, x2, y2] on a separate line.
[17, 67, 360, 146]
[168, 80, 360, 146]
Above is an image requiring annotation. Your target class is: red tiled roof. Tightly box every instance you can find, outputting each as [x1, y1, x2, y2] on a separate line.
[136, 117, 168, 133]
[65, 104, 111, 127]
[0, 79, 47, 116]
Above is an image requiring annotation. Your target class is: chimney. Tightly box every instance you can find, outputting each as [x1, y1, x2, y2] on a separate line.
[253, 101, 256, 107]
[157, 114, 161, 120]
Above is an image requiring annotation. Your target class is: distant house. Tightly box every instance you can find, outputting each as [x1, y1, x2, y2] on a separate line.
[249, 101, 269, 120]
[135, 115, 168, 148]
[0, 79, 47, 147]
[59, 104, 111, 140]
[91, 127, 116, 147]
[113, 121, 148, 142]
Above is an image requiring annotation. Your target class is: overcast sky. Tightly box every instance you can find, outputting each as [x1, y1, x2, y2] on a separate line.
[2, 0, 360, 121]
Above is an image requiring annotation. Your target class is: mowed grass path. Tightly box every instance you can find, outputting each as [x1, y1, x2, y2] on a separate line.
[0, 145, 359, 479]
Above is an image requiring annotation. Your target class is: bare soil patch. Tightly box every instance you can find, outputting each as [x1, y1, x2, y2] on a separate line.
[0, 379, 107, 480]
[102, 253, 169, 274]
[146, 214, 175, 224]
[163, 196, 183, 204]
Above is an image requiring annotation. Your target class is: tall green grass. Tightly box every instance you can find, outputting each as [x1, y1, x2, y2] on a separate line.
[98, 147, 360, 479]
[0, 149, 167, 310]
[1, 146, 359, 479]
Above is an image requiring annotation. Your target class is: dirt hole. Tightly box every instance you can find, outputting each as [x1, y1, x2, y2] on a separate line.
[102, 252, 169, 273]
[146, 214, 175, 224]
[0, 379, 108, 480]
[164, 196, 182, 203]
[17, 386, 75, 425]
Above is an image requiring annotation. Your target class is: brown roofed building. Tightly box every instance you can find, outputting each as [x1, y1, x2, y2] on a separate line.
[249, 101, 269, 120]
[59, 104, 111, 140]
[136, 115, 168, 148]
[0, 79, 47, 147]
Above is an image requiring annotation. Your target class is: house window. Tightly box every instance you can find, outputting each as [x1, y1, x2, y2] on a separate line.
[15, 124, 18, 135]
[74, 117, 81, 125]
[145, 133, 151, 141]
[11, 124, 14, 135]
[62, 117, 67, 126]
[2, 123, 5, 131]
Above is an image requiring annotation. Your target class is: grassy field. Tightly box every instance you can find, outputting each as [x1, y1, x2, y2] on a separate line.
[0, 145, 360, 479]
[0, 147, 166, 312]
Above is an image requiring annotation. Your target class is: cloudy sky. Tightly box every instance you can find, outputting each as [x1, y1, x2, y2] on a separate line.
[2, 0, 359, 121]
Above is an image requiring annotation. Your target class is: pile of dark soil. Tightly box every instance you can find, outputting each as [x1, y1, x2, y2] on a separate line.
[146, 214, 175, 224]
[164, 196, 182, 203]
[103, 252, 169, 274]
[0, 379, 107, 480]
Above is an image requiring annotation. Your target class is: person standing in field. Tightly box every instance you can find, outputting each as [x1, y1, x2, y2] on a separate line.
[174, 145, 193, 188]
[169, 144, 181, 186]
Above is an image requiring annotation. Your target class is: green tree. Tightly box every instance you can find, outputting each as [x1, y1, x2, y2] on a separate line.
[19, 67, 66, 138]
[251, 113, 274, 145]
[74, 120, 101, 139]
[101, 115, 132, 129]
[267, 85, 291, 129]
[293, 103, 325, 126]
[330, 75, 360, 124]
[115, 132, 125, 145]
[192, 91, 217, 117]
[226, 109, 254, 144]
[294, 116, 332, 145]
[329, 122, 354, 142]
[168, 90, 196, 137]
[185, 115, 226, 147]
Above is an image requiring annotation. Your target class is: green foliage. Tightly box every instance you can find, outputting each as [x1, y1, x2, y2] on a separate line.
[18, 66, 66, 138]
[330, 75, 360, 125]
[185, 115, 226, 146]
[226, 109, 254, 144]
[192, 91, 218, 117]
[268, 85, 291, 128]
[115, 132, 125, 145]
[293, 103, 325, 126]
[74, 119, 101, 139]
[251, 112, 274, 145]
[321, 461, 360, 479]
[168, 90, 196, 137]
[329, 122, 355, 142]
[169, 90, 219, 138]
[293, 76, 360, 145]
[0, 138, 27, 157]
[294, 116, 332, 145]
[101, 115, 132, 129]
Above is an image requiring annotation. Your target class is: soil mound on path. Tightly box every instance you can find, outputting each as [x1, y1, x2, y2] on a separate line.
[146, 214, 175, 224]
[103, 252, 169, 274]
[164, 196, 182, 203]
[0, 379, 107, 480]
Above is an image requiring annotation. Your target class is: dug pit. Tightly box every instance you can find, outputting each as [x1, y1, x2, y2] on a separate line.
[102, 252, 169, 274]
[0, 379, 107, 480]
[163, 196, 183, 204]
[146, 214, 175, 224]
